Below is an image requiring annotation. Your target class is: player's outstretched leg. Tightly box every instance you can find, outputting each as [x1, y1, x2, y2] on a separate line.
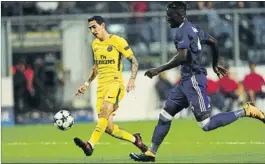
[105, 113, 148, 152]
[199, 102, 265, 131]
[129, 109, 174, 162]
[74, 102, 113, 156]
[107, 124, 148, 153]
[129, 84, 187, 162]
[133, 133, 148, 152]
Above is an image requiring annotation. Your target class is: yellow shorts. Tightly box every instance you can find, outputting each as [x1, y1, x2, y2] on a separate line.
[96, 82, 125, 113]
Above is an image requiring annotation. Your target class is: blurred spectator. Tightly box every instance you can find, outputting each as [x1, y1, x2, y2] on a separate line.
[218, 66, 245, 111]
[11, 65, 16, 75]
[54, 2, 81, 15]
[33, 58, 45, 109]
[243, 63, 265, 102]
[207, 78, 225, 111]
[1, 2, 20, 16]
[206, 1, 233, 37]
[76, 2, 96, 13]
[130, 1, 148, 22]
[218, 67, 239, 100]
[236, 2, 256, 61]
[36, 2, 58, 15]
[24, 64, 37, 110]
[24, 64, 34, 94]
[205, 1, 233, 62]
[21, 2, 38, 16]
[197, 1, 206, 10]
[43, 54, 61, 111]
[127, 2, 151, 54]
[188, 2, 208, 29]
[95, 2, 108, 13]
[109, 2, 128, 13]
[13, 60, 27, 123]
[155, 72, 173, 107]
[148, 1, 165, 11]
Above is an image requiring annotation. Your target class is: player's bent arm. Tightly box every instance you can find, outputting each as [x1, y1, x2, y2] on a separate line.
[206, 36, 219, 67]
[157, 49, 188, 73]
[86, 64, 98, 85]
[126, 54, 139, 79]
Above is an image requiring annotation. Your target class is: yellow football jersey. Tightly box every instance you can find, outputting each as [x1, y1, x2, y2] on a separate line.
[92, 34, 133, 89]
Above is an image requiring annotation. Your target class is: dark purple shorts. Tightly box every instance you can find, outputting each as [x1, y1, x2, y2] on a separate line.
[164, 74, 212, 121]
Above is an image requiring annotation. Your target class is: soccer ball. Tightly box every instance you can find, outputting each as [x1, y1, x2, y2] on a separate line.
[54, 110, 74, 131]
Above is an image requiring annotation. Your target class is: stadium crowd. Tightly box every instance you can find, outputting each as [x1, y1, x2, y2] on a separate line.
[2, 1, 265, 16]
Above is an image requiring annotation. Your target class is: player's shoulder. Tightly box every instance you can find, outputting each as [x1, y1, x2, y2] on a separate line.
[110, 34, 128, 43]
[92, 38, 99, 47]
[186, 24, 199, 34]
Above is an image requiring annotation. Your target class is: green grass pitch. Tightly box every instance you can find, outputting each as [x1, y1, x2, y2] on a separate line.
[2, 119, 265, 163]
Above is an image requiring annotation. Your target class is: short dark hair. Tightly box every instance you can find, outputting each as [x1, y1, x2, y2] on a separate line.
[249, 62, 256, 67]
[167, 1, 187, 16]
[88, 16, 105, 25]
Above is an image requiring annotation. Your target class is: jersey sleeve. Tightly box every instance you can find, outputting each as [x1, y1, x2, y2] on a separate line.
[174, 27, 197, 49]
[175, 26, 203, 52]
[196, 26, 211, 44]
[116, 37, 134, 57]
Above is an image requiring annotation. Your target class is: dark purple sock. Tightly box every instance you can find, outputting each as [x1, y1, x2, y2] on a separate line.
[150, 119, 171, 154]
[204, 110, 244, 131]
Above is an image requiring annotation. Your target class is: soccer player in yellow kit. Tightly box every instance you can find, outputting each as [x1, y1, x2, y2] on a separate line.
[74, 16, 147, 156]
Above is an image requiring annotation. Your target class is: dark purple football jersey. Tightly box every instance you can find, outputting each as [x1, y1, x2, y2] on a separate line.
[174, 19, 210, 80]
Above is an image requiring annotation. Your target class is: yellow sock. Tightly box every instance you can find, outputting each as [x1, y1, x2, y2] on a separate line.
[88, 118, 108, 147]
[145, 150, 155, 157]
[111, 124, 136, 143]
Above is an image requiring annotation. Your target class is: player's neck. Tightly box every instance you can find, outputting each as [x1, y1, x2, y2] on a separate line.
[178, 18, 186, 28]
[100, 32, 111, 41]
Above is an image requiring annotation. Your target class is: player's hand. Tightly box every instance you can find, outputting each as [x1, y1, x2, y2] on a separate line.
[76, 82, 89, 96]
[213, 65, 227, 79]
[144, 68, 160, 79]
[126, 78, 135, 92]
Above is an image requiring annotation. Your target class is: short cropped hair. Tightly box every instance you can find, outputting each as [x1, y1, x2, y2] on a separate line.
[167, 1, 187, 16]
[88, 16, 105, 25]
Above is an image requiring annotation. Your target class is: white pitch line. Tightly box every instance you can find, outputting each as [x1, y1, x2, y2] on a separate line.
[4, 141, 265, 146]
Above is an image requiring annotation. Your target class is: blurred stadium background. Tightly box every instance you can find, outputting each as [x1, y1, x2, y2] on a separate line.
[1, 1, 265, 163]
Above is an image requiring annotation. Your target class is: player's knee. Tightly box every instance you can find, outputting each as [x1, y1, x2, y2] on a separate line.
[158, 109, 173, 125]
[105, 126, 113, 134]
[198, 117, 211, 132]
[98, 102, 114, 118]
[98, 109, 108, 119]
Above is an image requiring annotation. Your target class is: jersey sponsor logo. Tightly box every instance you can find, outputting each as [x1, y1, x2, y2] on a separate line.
[175, 40, 184, 44]
[95, 59, 115, 65]
[178, 40, 184, 44]
[107, 46, 113, 52]
[95, 55, 115, 65]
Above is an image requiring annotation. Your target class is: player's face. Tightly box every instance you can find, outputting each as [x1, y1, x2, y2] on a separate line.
[250, 64, 256, 72]
[166, 7, 184, 28]
[88, 20, 105, 39]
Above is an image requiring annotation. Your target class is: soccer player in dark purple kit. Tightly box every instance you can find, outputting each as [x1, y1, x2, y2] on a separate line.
[129, 2, 265, 162]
